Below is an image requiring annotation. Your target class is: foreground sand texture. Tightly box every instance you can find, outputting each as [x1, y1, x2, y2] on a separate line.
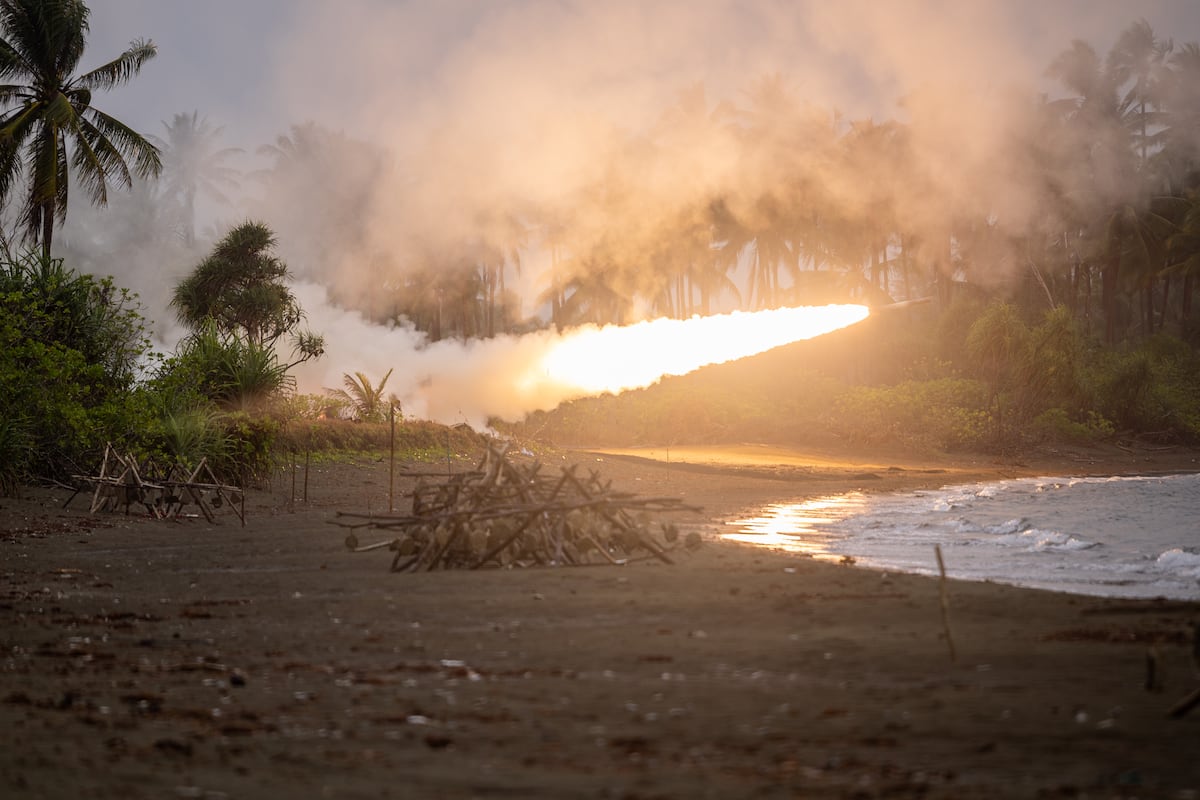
[2, 443, 1199, 798]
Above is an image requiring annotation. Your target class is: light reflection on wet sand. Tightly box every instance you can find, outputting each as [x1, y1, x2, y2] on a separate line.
[723, 493, 867, 560]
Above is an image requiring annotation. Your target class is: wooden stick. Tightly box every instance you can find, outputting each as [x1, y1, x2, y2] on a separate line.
[182, 458, 215, 523]
[561, 468, 674, 565]
[424, 523, 466, 571]
[580, 533, 627, 566]
[1166, 687, 1200, 719]
[1145, 644, 1163, 693]
[348, 539, 397, 552]
[201, 460, 244, 527]
[338, 441, 697, 571]
[471, 508, 550, 569]
[389, 405, 395, 513]
[89, 444, 114, 513]
[935, 545, 957, 663]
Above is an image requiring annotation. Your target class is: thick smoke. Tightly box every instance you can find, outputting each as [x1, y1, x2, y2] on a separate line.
[70, 0, 1200, 423]
[253, 0, 1200, 303]
[288, 282, 866, 427]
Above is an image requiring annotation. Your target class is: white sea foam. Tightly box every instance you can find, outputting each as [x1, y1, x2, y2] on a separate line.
[1156, 548, 1200, 579]
[983, 518, 1028, 535]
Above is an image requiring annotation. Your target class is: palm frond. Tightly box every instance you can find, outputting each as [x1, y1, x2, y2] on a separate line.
[79, 106, 161, 179]
[74, 38, 156, 91]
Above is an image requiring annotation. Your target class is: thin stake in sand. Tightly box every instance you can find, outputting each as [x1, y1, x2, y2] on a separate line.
[389, 404, 396, 513]
[936, 545, 957, 663]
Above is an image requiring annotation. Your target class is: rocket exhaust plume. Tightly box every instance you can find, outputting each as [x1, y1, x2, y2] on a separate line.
[292, 282, 868, 428]
[535, 304, 869, 394]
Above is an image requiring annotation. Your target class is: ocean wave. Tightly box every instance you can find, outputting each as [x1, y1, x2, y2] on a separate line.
[998, 528, 1097, 552]
[1155, 548, 1200, 578]
[983, 517, 1028, 535]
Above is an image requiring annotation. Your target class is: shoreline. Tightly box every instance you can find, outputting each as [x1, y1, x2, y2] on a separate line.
[2, 442, 1200, 798]
[712, 469, 1200, 604]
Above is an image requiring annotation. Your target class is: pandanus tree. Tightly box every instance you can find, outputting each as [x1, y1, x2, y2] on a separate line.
[0, 0, 161, 256]
[167, 221, 323, 412]
[172, 221, 324, 364]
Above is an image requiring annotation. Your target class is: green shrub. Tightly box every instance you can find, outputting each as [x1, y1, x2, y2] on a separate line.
[280, 393, 349, 421]
[1019, 305, 1088, 416]
[1031, 407, 1115, 443]
[1089, 349, 1156, 430]
[147, 406, 227, 469]
[0, 413, 33, 496]
[0, 251, 154, 480]
[152, 322, 292, 414]
[829, 378, 990, 451]
[220, 412, 281, 483]
[276, 417, 485, 462]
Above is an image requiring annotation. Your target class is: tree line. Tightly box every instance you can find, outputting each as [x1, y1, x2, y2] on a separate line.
[10, 4, 1200, 353]
[1, 1, 1200, 491]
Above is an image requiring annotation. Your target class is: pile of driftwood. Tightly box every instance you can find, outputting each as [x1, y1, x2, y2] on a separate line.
[67, 444, 246, 525]
[333, 443, 702, 571]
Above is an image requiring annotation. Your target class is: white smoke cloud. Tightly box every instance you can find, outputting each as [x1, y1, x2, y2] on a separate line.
[66, 0, 1200, 425]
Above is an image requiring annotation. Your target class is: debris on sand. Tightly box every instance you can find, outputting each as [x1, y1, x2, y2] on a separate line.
[332, 442, 702, 571]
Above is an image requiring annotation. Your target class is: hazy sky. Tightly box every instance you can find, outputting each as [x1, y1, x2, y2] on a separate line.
[85, 0, 1200, 161]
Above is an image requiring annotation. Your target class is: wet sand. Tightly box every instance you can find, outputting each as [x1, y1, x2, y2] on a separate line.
[2, 441, 1199, 798]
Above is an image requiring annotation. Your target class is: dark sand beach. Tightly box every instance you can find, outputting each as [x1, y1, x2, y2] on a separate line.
[2, 441, 1199, 798]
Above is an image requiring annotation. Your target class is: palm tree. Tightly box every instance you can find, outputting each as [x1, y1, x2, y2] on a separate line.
[1106, 19, 1172, 173]
[730, 74, 843, 308]
[1046, 36, 1141, 343]
[647, 85, 741, 316]
[326, 369, 395, 423]
[0, 0, 161, 256]
[156, 111, 241, 246]
[472, 209, 527, 337]
[801, 119, 896, 303]
[251, 121, 386, 288]
[1165, 189, 1200, 325]
[1157, 43, 1200, 188]
[554, 254, 631, 326]
[732, 74, 806, 308]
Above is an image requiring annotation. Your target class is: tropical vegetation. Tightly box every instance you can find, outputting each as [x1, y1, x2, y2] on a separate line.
[0, 250, 152, 483]
[2, 2, 1200, 494]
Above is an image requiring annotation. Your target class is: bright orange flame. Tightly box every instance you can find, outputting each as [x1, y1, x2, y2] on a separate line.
[535, 304, 869, 394]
